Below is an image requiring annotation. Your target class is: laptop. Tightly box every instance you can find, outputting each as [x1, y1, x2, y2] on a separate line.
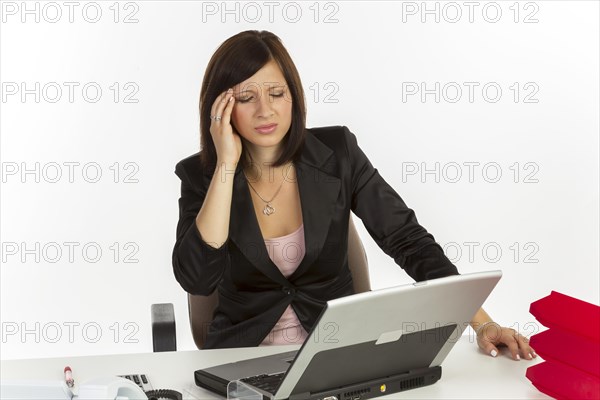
[195, 270, 502, 400]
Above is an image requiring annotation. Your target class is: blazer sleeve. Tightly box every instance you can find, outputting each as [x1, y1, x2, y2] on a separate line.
[171, 159, 230, 295]
[343, 126, 459, 282]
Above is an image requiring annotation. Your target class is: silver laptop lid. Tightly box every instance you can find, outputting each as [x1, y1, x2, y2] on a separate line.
[275, 270, 502, 399]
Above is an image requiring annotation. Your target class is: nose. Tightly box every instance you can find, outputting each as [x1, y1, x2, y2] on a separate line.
[256, 89, 275, 118]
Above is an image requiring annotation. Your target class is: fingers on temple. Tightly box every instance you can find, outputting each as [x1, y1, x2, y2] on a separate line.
[222, 91, 235, 123]
[211, 90, 230, 119]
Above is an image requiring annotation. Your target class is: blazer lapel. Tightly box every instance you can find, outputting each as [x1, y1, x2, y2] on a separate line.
[227, 131, 341, 284]
[229, 167, 289, 285]
[290, 133, 341, 279]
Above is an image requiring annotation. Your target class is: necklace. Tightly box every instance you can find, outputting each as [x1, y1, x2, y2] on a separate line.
[243, 159, 292, 216]
[243, 153, 286, 216]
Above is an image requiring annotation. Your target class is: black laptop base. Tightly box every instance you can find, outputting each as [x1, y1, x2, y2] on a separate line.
[289, 366, 442, 400]
[196, 365, 441, 400]
[195, 369, 229, 397]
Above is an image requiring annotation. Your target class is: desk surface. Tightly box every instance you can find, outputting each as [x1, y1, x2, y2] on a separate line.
[1, 335, 550, 399]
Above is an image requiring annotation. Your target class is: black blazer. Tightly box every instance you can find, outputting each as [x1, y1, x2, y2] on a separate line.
[172, 125, 459, 348]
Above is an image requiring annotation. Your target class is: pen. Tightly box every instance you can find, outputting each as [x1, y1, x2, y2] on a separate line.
[64, 366, 74, 388]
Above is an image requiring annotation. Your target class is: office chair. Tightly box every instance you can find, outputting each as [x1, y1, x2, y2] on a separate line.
[152, 214, 370, 351]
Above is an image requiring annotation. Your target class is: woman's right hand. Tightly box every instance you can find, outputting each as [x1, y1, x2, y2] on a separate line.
[210, 88, 242, 165]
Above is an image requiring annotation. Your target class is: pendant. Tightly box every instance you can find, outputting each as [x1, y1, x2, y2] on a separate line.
[263, 203, 275, 216]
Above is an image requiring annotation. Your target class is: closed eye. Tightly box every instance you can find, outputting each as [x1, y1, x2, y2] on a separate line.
[236, 93, 285, 103]
[237, 96, 254, 103]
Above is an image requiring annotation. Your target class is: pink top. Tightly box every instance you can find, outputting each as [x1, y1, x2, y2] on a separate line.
[260, 223, 309, 346]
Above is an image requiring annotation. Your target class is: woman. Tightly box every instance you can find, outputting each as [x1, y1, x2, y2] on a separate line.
[172, 30, 536, 359]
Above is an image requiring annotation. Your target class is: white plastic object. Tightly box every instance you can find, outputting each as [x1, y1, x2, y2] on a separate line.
[226, 380, 264, 400]
[0, 379, 73, 399]
[76, 376, 147, 400]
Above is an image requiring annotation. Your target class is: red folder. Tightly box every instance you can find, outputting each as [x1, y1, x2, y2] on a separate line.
[529, 291, 600, 342]
[526, 361, 599, 400]
[529, 328, 599, 378]
[526, 291, 600, 399]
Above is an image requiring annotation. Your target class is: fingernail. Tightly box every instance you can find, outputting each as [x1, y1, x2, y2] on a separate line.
[528, 353, 532, 359]
[227, 88, 233, 92]
[516, 354, 521, 361]
[490, 349, 498, 357]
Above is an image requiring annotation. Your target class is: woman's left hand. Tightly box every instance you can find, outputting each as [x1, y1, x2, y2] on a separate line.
[476, 322, 538, 361]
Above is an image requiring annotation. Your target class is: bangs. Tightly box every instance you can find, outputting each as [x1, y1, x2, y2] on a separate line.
[206, 37, 274, 98]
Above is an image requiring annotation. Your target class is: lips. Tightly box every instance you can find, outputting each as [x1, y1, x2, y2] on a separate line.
[255, 123, 278, 134]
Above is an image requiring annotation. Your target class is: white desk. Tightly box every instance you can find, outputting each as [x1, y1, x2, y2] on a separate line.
[1, 335, 551, 399]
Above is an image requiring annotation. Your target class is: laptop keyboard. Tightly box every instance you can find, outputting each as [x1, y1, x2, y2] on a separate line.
[240, 372, 285, 394]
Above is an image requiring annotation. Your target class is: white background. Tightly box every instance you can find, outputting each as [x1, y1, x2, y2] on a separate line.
[1, 0, 598, 360]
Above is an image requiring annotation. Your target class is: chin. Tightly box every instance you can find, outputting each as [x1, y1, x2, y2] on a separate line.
[254, 136, 286, 148]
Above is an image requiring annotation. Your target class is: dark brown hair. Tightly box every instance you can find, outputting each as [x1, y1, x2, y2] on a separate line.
[198, 30, 306, 172]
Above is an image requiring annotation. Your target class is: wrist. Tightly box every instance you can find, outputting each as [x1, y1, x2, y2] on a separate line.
[215, 159, 238, 168]
[474, 320, 493, 332]
[474, 321, 502, 339]
[213, 160, 238, 177]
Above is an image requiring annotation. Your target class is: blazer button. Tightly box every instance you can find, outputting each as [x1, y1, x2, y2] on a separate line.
[282, 286, 296, 295]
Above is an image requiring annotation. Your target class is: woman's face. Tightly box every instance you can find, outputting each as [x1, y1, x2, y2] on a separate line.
[230, 59, 293, 154]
